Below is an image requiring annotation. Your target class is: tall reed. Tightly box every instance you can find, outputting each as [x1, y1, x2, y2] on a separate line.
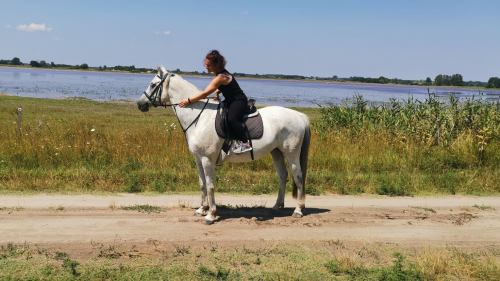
[318, 92, 499, 149]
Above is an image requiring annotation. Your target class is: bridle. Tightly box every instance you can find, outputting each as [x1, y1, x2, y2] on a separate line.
[143, 72, 174, 108]
[142, 72, 209, 133]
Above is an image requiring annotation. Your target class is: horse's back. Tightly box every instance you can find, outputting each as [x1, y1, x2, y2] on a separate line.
[257, 106, 309, 152]
[259, 106, 309, 131]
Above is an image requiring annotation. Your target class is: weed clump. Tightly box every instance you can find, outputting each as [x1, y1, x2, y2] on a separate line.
[124, 172, 142, 193]
[62, 258, 80, 276]
[120, 204, 165, 213]
[473, 204, 494, 210]
[376, 179, 412, 197]
[151, 178, 166, 193]
[197, 264, 230, 280]
[325, 252, 421, 280]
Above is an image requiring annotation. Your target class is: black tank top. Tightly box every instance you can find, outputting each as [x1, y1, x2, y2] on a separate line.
[217, 69, 247, 103]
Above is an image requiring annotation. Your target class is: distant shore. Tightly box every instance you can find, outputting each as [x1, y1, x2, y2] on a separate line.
[1, 65, 497, 92]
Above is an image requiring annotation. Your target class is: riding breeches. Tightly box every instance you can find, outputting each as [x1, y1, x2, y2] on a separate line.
[227, 99, 248, 143]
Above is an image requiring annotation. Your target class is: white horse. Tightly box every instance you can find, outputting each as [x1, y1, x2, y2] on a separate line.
[137, 65, 311, 224]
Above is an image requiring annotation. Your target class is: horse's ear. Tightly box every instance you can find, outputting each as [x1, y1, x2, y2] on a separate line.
[157, 64, 161, 73]
[160, 65, 167, 74]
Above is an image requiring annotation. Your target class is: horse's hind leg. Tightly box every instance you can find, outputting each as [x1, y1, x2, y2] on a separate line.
[194, 156, 208, 217]
[271, 148, 287, 211]
[287, 156, 305, 218]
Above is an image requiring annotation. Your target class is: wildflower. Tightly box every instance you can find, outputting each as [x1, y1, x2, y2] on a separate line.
[170, 123, 175, 127]
[86, 142, 90, 145]
[164, 123, 167, 125]
[91, 129, 95, 132]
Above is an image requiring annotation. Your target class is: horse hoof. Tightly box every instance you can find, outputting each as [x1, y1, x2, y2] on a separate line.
[292, 212, 303, 218]
[194, 212, 203, 217]
[203, 219, 214, 225]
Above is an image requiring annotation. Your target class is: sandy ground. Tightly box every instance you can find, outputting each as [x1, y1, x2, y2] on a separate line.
[1, 194, 499, 259]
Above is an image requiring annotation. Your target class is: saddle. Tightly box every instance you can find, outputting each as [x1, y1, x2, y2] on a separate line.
[215, 99, 264, 160]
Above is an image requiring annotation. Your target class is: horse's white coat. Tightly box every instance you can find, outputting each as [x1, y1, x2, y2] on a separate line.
[137, 66, 311, 223]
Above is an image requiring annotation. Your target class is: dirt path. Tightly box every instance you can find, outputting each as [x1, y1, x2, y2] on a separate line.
[1, 194, 499, 258]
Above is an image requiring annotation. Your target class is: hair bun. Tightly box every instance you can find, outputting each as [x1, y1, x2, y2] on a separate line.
[205, 50, 227, 73]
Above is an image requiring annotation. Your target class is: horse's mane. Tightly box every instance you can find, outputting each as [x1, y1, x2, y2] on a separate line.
[171, 74, 201, 94]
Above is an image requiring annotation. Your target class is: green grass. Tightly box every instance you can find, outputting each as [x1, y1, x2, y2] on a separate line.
[120, 204, 165, 213]
[1, 95, 500, 196]
[473, 204, 495, 210]
[409, 205, 437, 214]
[1, 241, 499, 280]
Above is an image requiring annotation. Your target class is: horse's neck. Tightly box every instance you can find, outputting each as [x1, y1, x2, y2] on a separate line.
[168, 77, 207, 130]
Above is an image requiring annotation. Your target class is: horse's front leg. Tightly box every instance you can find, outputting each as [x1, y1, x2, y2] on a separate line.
[200, 156, 217, 224]
[194, 156, 208, 217]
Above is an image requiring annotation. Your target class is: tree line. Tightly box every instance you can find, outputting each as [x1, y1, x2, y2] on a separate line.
[0, 57, 154, 73]
[1, 57, 498, 88]
[171, 69, 497, 88]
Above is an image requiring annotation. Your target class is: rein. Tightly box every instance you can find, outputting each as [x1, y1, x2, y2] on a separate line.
[143, 72, 210, 133]
[173, 99, 210, 133]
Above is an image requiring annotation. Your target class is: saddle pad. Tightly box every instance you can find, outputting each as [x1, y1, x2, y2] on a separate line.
[215, 107, 264, 140]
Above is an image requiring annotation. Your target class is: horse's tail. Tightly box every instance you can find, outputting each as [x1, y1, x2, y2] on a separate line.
[293, 118, 311, 199]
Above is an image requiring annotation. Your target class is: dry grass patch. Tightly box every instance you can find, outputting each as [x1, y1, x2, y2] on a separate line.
[1, 241, 500, 280]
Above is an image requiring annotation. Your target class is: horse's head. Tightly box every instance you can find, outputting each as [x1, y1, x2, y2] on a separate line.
[137, 65, 173, 112]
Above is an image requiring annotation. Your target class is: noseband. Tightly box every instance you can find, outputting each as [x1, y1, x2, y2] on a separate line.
[143, 72, 209, 133]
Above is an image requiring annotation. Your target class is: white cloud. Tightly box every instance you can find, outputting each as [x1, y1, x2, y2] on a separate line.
[5, 24, 12, 28]
[16, 23, 52, 32]
[155, 31, 170, 35]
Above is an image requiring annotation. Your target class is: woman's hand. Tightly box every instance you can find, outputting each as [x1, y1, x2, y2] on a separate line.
[179, 98, 191, 108]
[179, 76, 225, 107]
[214, 90, 220, 101]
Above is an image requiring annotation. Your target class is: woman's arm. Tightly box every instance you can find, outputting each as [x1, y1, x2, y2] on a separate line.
[179, 76, 227, 107]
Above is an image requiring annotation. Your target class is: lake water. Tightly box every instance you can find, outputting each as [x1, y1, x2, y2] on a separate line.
[1, 67, 499, 107]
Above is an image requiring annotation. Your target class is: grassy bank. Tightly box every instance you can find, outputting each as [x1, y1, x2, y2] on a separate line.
[1, 241, 499, 280]
[1, 95, 500, 196]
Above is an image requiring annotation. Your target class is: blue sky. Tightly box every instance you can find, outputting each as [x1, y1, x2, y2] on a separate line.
[1, 0, 499, 81]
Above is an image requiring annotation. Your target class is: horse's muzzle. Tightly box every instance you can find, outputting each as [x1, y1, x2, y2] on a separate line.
[137, 101, 150, 112]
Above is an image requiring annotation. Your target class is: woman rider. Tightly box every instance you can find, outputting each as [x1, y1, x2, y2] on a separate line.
[178, 50, 252, 154]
